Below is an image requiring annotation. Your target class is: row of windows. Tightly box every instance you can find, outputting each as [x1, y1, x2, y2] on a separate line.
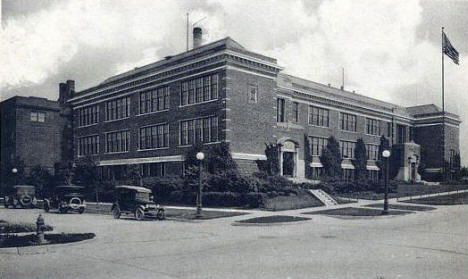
[309, 137, 379, 160]
[139, 124, 170, 150]
[78, 105, 99, 127]
[100, 163, 166, 181]
[276, 98, 396, 137]
[180, 74, 218, 106]
[180, 116, 218, 146]
[310, 168, 379, 181]
[78, 74, 219, 125]
[30, 112, 46, 122]
[77, 135, 99, 156]
[139, 87, 170, 114]
[77, 117, 219, 155]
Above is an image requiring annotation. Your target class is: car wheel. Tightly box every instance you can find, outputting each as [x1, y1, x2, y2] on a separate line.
[112, 206, 121, 219]
[43, 202, 50, 212]
[135, 208, 145, 221]
[157, 209, 165, 220]
[78, 207, 85, 214]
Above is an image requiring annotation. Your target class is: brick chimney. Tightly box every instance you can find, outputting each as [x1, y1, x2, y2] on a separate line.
[193, 27, 202, 49]
[58, 80, 75, 105]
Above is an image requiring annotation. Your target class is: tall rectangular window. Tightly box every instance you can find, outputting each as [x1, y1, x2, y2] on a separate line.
[366, 118, 381, 135]
[106, 97, 130, 121]
[340, 112, 357, 132]
[366, 144, 378, 160]
[397, 124, 407, 144]
[139, 87, 169, 114]
[340, 141, 356, 159]
[387, 122, 392, 138]
[292, 102, 299, 122]
[106, 130, 130, 153]
[181, 74, 218, 106]
[139, 123, 169, 150]
[78, 135, 100, 156]
[180, 116, 218, 146]
[277, 98, 285, 122]
[308, 106, 329, 127]
[310, 137, 328, 156]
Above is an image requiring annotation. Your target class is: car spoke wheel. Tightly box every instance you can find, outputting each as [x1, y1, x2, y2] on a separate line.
[112, 206, 121, 219]
[157, 209, 165, 220]
[135, 208, 145, 221]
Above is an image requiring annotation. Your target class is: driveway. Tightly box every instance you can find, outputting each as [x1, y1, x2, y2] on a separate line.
[1, 203, 467, 279]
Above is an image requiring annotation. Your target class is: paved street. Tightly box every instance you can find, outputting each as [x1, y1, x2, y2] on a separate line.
[1, 203, 467, 279]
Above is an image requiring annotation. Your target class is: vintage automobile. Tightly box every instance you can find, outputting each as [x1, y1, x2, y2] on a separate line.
[111, 185, 165, 221]
[3, 185, 37, 208]
[43, 185, 86, 214]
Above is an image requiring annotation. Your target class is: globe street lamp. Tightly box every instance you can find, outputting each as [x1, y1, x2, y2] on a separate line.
[11, 168, 18, 185]
[196, 152, 205, 218]
[382, 150, 391, 215]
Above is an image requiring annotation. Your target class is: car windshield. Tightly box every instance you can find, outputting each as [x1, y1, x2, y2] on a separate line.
[135, 192, 150, 202]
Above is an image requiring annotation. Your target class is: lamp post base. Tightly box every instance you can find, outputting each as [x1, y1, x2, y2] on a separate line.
[195, 207, 202, 218]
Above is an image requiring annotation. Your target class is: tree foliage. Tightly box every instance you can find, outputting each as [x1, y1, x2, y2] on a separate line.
[320, 136, 342, 178]
[26, 165, 53, 197]
[353, 138, 367, 181]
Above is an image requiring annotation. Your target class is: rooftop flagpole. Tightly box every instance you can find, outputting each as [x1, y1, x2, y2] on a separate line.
[441, 26, 446, 180]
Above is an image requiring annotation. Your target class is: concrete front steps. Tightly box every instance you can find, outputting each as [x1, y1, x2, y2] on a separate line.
[308, 189, 338, 206]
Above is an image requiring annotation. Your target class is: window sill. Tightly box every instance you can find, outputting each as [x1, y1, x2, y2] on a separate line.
[104, 117, 131, 123]
[179, 98, 218, 108]
[136, 109, 170, 116]
[178, 141, 221, 147]
[77, 123, 99, 128]
[137, 147, 170, 151]
[104, 151, 130, 154]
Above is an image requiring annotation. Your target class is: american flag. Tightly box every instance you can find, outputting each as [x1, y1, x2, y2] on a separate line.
[443, 32, 459, 65]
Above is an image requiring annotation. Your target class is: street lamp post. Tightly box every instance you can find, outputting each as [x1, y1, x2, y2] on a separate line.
[11, 168, 18, 185]
[382, 150, 391, 215]
[196, 152, 205, 218]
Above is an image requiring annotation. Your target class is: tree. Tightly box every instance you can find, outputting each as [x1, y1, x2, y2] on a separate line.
[377, 135, 390, 180]
[320, 136, 342, 178]
[460, 166, 468, 178]
[72, 157, 99, 201]
[26, 166, 53, 198]
[263, 142, 281, 176]
[353, 138, 367, 181]
[452, 153, 461, 181]
[205, 142, 238, 174]
[126, 164, 143, 186]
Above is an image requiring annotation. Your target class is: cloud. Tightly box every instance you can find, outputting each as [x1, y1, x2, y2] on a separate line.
[1, 0, 467, 163]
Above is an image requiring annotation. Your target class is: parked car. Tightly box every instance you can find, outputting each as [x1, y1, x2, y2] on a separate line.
[111, 185, 165, 221]
[3, 185, 37, 208]
[43, 185, 86, 214]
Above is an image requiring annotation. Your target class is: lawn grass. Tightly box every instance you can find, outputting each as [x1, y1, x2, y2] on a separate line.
[166, 208, 247, 220]
[303, 207, 413, 217]
[403, 192, 468, 205]
[338, 184, 468, 200]
[237, 215, 310, 224]
[0, 222, 53, 234]
[364, 203, 436, 211]
[0, 233, 95, 248]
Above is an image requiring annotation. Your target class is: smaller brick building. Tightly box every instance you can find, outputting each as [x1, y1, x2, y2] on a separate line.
[0, 81, 74, 191]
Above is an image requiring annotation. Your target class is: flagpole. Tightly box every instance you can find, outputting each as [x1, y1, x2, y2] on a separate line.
[441, 26, 446, 180]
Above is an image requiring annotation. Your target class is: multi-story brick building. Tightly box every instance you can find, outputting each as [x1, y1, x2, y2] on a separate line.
[0, 81, 74, 190]
[66, 28, 460, 182]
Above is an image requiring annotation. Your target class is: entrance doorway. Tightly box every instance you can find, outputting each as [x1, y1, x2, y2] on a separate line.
[282, 152, 295, 177]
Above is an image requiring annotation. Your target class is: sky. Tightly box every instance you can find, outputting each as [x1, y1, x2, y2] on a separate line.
[1, 0, 467, 163]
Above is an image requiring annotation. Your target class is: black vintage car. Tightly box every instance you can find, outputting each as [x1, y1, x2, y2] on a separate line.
[111, 185, 165, 221]
[43, 185, 86, 214]
[3, 185, 37, 208]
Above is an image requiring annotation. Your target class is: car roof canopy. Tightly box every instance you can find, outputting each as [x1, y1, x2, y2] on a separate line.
[13, 185, 35, 189]
[56, 185, 85, 189]
[115, 185, 152, 193]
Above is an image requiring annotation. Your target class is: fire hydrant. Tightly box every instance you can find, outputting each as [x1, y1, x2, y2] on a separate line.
[36, 214, 46, 245]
